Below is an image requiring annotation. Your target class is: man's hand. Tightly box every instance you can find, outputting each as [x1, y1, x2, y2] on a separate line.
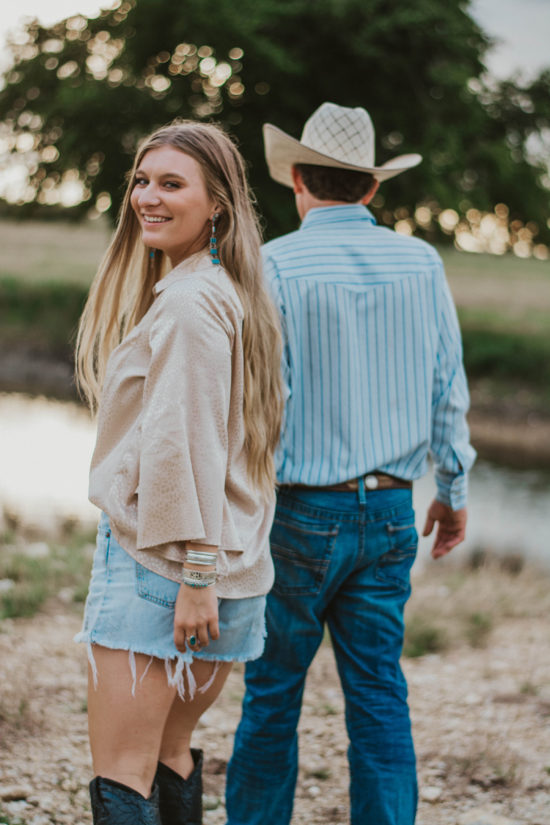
[422, 500, 467, 559]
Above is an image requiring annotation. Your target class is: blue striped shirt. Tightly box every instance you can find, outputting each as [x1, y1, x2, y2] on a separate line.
[263, 204, 476, 510]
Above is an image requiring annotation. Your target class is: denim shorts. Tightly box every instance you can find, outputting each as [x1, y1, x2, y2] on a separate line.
[74, 514, 267, 698]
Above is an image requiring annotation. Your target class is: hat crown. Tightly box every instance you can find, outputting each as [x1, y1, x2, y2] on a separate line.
[300, 102, 376, 169]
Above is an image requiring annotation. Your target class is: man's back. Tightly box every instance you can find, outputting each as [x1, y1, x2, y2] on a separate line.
[264, 203, 473, 508]
[227, 103, 475, 825]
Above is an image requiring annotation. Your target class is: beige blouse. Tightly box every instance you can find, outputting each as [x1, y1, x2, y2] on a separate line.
[88, 252, 275, 598]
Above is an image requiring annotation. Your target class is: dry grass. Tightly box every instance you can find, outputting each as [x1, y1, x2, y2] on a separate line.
[0, 217, 548, 305]
[440, 733, 523, 795]
[440, 247, 550, 315]
[0, 218, 109, 285]
[405, 551, 550, 656]
[0, 523, 94, 622]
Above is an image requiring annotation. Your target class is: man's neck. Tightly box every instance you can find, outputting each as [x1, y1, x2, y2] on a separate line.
[299, 198, 361, 221]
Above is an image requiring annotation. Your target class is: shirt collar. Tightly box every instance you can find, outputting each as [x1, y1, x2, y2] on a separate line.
[300, 204, 377, 229]
[154, 250, 215, 295]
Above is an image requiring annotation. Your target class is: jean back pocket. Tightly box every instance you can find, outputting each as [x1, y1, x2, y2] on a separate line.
[271, 510, 339, 596]
[375, 514, 418, 592]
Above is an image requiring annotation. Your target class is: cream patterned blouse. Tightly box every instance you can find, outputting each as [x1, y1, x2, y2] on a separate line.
[88, 251, 275, 598]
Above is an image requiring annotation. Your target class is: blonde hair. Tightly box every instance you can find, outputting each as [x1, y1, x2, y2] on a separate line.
[76, 120, 284, 496]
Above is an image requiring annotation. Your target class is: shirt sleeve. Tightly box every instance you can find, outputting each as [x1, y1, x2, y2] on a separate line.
[430, 273, 477, 510]
[135, 282, 234, 551]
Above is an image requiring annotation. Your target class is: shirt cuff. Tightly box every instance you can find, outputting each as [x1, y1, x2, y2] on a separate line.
[435, 470, 468, 511]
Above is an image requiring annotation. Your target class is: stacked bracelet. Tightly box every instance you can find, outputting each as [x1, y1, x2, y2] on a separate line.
[182, 568, 217, 588]
[186, 549, 217, 567]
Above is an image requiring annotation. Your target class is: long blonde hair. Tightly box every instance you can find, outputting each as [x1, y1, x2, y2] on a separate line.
[76, 120, 284, 496]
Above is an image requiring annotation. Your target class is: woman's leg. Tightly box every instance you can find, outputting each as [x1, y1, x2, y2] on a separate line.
[87, 646, 178, 797]
[155, 660, 232, 824]
[158, 658, 232, 777]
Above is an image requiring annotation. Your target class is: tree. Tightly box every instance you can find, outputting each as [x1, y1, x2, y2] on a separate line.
[0, 0, 548, 241]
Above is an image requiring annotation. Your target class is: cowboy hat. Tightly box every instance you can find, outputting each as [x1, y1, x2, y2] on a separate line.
[263, 102, 422, 187]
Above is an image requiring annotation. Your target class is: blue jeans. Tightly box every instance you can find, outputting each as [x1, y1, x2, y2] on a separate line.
[226, 486, 418, 825]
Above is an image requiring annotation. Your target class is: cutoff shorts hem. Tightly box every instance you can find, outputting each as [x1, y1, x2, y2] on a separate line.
[74, 514, 267, 698]
[73, 633, 267, 666]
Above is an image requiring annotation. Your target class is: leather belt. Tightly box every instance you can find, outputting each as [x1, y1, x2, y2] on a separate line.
[279, 472, 412, 493]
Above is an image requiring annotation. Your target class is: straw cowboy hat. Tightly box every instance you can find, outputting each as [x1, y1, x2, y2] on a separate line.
[263, 102, 422, 188]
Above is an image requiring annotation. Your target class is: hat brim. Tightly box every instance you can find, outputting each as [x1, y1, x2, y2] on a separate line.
[263, 123, 422, 187]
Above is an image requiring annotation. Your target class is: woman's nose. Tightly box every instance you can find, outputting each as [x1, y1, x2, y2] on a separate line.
[138, 183, 161, 206]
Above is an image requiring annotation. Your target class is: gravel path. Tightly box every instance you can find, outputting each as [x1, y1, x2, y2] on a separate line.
[1, 602, 549, 825]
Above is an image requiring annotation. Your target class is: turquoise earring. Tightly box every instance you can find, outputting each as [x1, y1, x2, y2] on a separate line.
[210, 213, 220, 265]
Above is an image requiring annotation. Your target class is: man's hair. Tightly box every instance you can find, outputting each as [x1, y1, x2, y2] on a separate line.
[295, 164, 375, 202]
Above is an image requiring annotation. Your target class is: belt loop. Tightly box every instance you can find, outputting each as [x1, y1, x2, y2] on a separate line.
[357, 475, 366, 506]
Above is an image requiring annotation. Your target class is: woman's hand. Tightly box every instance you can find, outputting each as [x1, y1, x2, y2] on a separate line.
[174, 582, 219, 653]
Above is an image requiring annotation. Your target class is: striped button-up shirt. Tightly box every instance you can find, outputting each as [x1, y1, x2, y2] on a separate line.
[263, 204, 476, 510]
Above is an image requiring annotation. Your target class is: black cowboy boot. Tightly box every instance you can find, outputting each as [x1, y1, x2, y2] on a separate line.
[156, 749, 203, 825]
[89, 776, 162, 825]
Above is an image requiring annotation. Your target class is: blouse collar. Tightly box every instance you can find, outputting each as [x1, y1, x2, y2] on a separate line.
[154, 250, 216, 295]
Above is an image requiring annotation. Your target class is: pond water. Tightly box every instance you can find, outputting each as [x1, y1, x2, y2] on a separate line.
[1, 393, 549, 571]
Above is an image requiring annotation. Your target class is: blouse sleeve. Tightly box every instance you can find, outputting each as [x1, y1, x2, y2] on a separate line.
[135, 281, 235, 551]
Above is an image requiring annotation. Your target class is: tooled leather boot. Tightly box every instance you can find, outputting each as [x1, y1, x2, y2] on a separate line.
[89, 776, 162, 825]
[156, 749, 203, 824]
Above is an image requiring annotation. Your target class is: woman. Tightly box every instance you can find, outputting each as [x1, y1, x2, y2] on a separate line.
[74, 121, 284, 825]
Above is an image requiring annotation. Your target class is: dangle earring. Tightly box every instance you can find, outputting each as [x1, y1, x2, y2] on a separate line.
[210, 213, 220, 265]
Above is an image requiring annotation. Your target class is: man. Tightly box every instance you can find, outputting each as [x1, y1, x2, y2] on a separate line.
[226, 102, 476, 825]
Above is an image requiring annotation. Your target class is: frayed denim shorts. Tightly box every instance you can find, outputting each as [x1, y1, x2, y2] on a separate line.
[74, 514, 267, 699]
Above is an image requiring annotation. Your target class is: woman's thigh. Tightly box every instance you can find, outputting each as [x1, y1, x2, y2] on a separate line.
[88, 649, 232, 790]
[87, 646, 177, 777]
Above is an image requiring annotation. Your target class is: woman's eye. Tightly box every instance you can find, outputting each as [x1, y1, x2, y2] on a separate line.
[164, 181, 180, 189]
[134, 176, 148, 186]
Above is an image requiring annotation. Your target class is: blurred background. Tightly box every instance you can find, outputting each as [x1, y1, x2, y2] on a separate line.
[0, 0, 549, 583]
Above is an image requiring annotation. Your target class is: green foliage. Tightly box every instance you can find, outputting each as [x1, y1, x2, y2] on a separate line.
[0, 556, 49, 619]
[308, 768, 331, 780]
[0, 277, 88, 355]
[403, 615, 448, 657]
[465, 611, 493, 648]
[460, 324, 550, 385]
[0, 814, 22, 825]
[0, 536, 93, 620]
[1, 0, 549, 240]
[4, 277, 549, 392]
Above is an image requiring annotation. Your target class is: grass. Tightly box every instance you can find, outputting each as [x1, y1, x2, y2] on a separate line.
[440, 245, 550, 290]
[0, 277, 88, 355]
[0, 219, 549, 411]
[0, 525, 94, 621]
[1, 218, 546, 289]
[461, 325, 550, 385]
[403, 549, 550, 657]
[0, 218, 109, 286]
[442, 736, 522, 794]
[403, 615, 449, 658]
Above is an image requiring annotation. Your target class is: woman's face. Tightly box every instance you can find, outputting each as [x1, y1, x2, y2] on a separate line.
[130, 145, 217, 267]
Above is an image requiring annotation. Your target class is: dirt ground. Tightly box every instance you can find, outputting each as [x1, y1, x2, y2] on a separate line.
[1, 591, 549, 825]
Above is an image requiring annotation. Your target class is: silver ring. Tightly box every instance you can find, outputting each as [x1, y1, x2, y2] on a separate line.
[189, 635, 197, 646]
